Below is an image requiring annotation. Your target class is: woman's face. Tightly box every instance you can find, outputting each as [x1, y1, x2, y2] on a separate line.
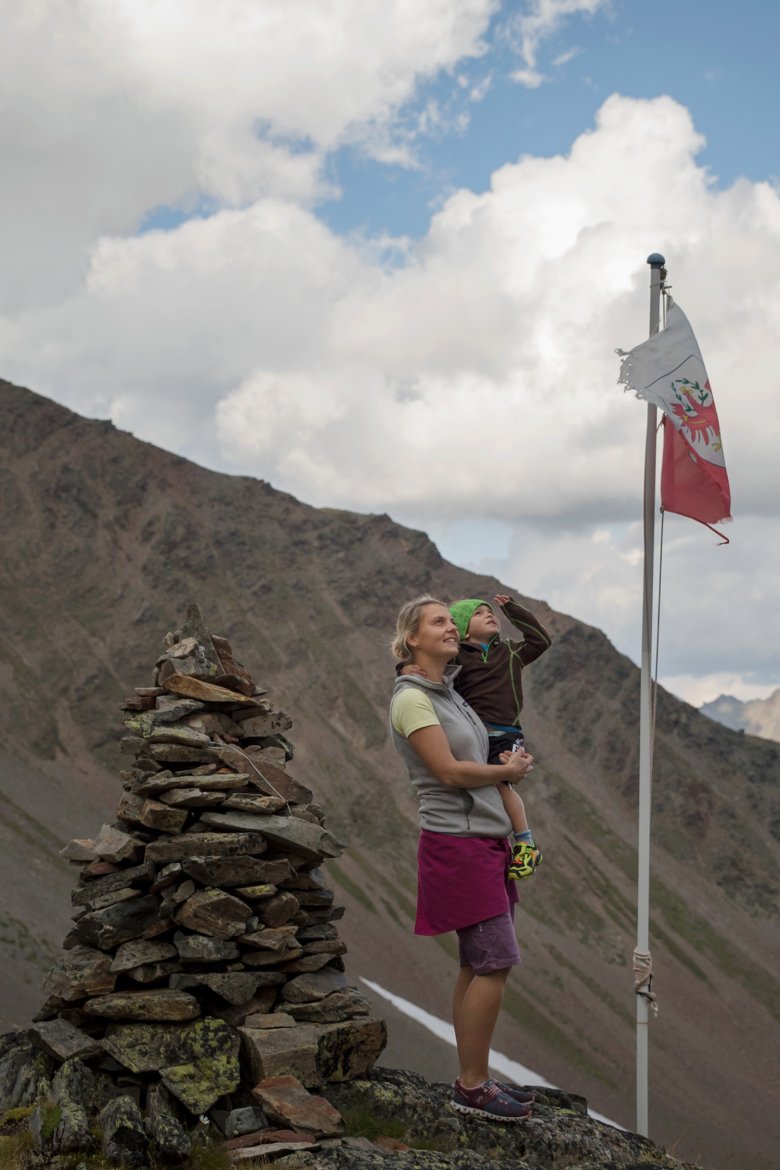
[409, 603, 459, 661]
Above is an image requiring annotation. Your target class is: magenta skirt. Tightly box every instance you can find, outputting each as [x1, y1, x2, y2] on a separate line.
[414, 830, 518, 936]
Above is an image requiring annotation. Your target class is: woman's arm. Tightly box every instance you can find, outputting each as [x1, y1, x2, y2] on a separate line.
[407, 723, 533, 789]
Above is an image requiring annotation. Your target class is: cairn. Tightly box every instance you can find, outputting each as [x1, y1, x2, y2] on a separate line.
[1, 605, 386, 1164]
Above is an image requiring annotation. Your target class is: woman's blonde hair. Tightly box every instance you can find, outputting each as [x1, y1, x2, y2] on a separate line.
[391, 595, 446, 664]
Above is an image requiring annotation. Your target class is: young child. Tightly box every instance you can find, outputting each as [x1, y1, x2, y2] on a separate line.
[403, 594, 551, 879]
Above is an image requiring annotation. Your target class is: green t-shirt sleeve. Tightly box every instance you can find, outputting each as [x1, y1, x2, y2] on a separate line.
[391, 688, 440, 738]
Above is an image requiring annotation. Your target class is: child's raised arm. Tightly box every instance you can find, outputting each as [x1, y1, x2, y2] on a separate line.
[495, 595, 551, 665]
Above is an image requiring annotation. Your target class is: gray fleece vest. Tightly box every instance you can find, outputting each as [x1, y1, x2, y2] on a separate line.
[390, 670, 512, 838]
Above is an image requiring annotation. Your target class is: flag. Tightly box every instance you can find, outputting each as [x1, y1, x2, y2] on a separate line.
[618, 299, 731, 532]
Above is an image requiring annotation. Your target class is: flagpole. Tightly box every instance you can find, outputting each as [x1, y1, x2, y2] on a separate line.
[636, 252, 665, 1136]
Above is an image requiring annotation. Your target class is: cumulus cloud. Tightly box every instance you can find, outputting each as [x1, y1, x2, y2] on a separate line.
[0, 0, 494, 312]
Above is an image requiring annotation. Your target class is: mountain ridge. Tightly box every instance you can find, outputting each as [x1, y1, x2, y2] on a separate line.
[1, 378, 778, 1170]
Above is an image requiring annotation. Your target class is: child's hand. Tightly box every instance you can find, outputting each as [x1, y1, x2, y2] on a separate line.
[494, 594, 510, 607]
[400, 664, 429, 678]
[499, 749, 534, 779]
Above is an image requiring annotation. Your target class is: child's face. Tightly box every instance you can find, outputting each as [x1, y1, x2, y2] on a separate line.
[466, 604, 498, 643]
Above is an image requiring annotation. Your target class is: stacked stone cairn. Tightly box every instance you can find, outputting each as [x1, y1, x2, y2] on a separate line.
[3, 605, 386, 1164]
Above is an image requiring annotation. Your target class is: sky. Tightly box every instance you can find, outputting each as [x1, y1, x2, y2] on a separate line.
[1, 0, 779, 707]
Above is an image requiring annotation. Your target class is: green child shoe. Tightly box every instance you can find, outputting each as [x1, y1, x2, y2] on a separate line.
[509, 840, 543, 881]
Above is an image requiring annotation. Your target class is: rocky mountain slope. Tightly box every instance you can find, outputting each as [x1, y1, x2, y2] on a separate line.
[1, 379, 778, 1170]
[701, 690, 780, 741]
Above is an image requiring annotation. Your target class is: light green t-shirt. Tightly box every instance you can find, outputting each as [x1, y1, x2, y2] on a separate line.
[390, 688, 440, 738]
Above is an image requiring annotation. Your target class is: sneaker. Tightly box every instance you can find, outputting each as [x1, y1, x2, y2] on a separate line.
[495, 1082, 535, 1105]
[508, 840, 542, 880]
[451, 1078, 532, 1122]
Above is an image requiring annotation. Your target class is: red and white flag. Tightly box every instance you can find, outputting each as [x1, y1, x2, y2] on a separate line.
[618, 299, 731, 535]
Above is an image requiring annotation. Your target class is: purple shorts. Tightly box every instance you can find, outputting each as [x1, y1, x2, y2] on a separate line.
[457, 908, 521, 975]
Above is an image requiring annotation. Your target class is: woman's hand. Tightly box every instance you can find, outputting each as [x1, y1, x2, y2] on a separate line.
[498, 749, 534, 779]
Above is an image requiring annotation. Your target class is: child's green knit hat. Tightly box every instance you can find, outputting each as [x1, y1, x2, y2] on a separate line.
[449, 598, 493, 641]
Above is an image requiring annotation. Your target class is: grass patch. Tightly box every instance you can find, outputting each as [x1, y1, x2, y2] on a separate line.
[0, 1130, 34, 1170]
[39, 1104, 61, 1143]
[186, 1134, 233, 1170]
[341, 1104, 406, 1143]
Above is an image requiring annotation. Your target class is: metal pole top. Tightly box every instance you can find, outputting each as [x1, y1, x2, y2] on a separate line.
[647, 253, 666, 267]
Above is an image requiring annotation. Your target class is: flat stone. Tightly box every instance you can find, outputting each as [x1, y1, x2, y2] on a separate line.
[134, 772, 250, 795]
[147, 743, 218, 764]
[285, 989, 372, 1024]
[240, 1024, 322, 1088]
[182, 712, 245, 738]
[146, 832, 268, 863]
[201, 812, 342, 861]
[214, 1105, 268, 1139]
[182, 856, 290, 888]
[146, 696, 205, 725]
[169, 972, 262, 1006]
[72, 861, 156, 906]
[76, 887, 141, 914]
[43, 944, 116, 1001]
[84, 989, 200, 1021]
[111, 939, 178, 973]
[173, 888, 252, 939]
[281, 953, 335, 974]
[239, 926, 299, 953]
[256, 892, 300, 927]
[159, 788, 227, 808]
[148, 725, 211, 748]
[28, 1019, 103, 1062]
[301, 940, 347, 957]
[244, 1011, 296, 1029]
[163, 673, 256, 704]
[295, 889, 335, 908]
[244, 760, 312, 805]
[137, 798, 189, 834]
[252, 1074, 343, 1136]
[221, 793, 286, 814]
[93, 824, 144, 864]
[281, 970, 348, 1004]
[102, 1017, 225, 1073]
[231, 1137, 321, 1159]
[60, 838, 97, 862]
[76, 894, 164, 950]
[173, 932, 240, 963]
[233, 883, 276, 900]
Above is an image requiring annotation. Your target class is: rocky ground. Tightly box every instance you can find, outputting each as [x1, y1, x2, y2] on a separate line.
[0, 1063, 701, 1170]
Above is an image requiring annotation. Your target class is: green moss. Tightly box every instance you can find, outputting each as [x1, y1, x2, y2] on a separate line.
[38, 1104, 62, 1143]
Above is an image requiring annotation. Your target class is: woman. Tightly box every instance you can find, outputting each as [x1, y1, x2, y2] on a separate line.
[390, 595, 536, 1122]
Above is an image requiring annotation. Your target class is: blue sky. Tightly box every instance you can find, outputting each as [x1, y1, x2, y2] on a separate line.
[323, 1, 780, 240]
